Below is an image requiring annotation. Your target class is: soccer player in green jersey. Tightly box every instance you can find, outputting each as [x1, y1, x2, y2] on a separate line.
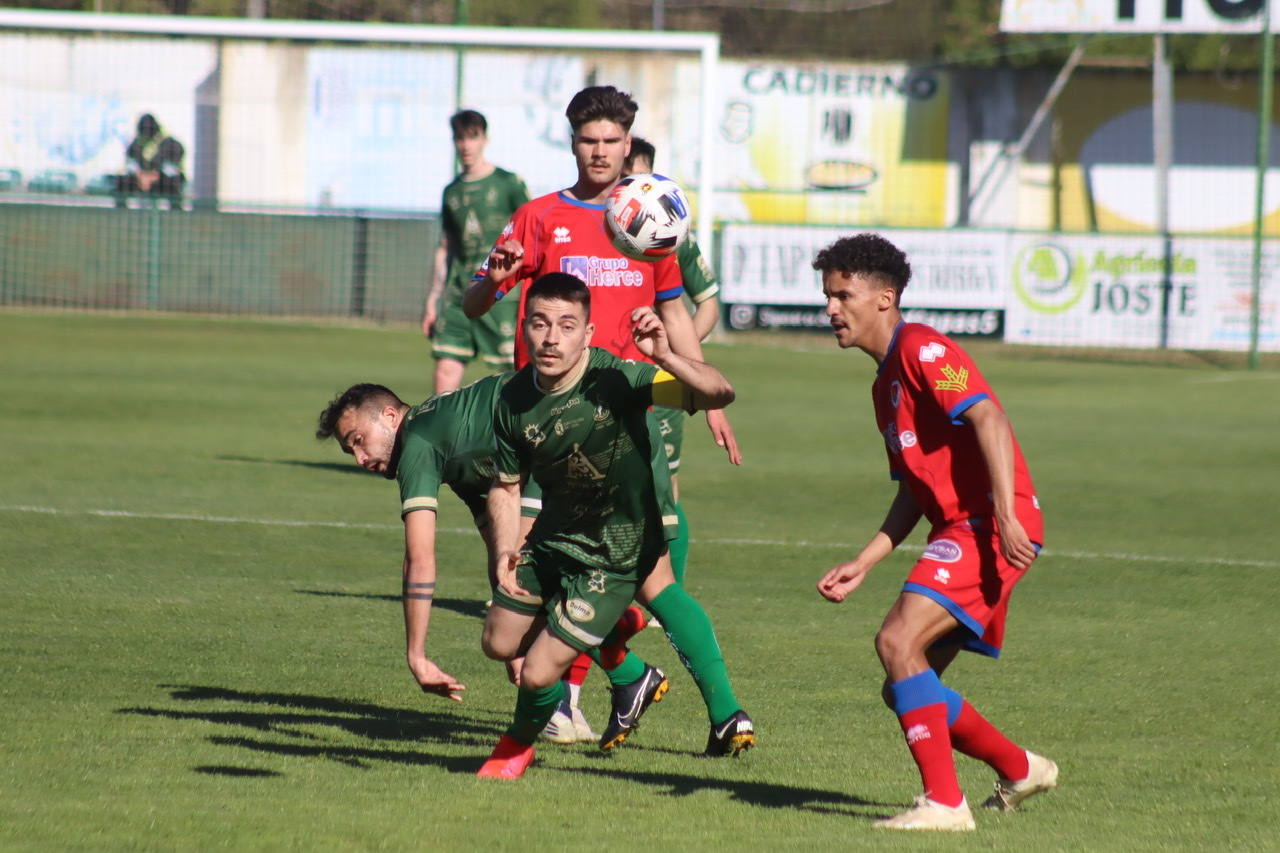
[476, 272, 755, 779]
[316, 376, 671, 722]
[623, 136, 737, 583]
[425, 110, 529, 394]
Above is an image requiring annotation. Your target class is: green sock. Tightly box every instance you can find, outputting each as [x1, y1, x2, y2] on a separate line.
[670, 502, 690, 584]
[505, 680, 565, 745]
[587, 646, 646, 686]
[647, 584, 739, 725]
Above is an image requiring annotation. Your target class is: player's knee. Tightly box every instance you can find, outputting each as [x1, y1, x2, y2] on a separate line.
[517, 661, 557, 691]
[874, 623, 914, 670]
[879, 679, 895, 709]
[481, 627, 517, 662]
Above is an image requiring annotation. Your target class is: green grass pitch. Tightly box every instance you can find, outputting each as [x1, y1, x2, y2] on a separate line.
[2, 311, 1277, 851]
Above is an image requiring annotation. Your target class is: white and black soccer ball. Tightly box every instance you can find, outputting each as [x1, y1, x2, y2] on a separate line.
[603, 173, 691, 261]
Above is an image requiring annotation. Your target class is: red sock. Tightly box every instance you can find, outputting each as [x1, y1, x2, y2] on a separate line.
[950, 700, 1029, 781]
[898, 703, 964, 807]
[615, 605, 648, 643]
[566, 652, 591, 685]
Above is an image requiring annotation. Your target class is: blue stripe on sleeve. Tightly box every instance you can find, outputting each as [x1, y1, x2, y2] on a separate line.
[656, 284, 685, 301]
[948, 392, 989, 424]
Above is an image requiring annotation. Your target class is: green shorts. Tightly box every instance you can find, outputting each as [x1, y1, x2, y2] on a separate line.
[653, 407, 685, 474]
[431, 291, 518, 370]
[490, 542, 663, 652]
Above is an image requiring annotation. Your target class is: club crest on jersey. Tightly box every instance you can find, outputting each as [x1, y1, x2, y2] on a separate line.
[919, 342, 946, 362]
[933, 364, 970, 392]
[889, 380, 902, 408]
[587, 570, 608, 594]
[560, 256, 644, 288]
[553, 225, 571, 244]
[593, 404, 611, 424]
[923, 539, 963, 563]
[523, 424, 547, 448]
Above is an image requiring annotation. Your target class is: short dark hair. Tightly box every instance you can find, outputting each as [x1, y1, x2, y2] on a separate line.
[626, 136, 656, 169]
[316, 383, 404, 440]
[525, 272, 591, 319]
[449, 109, 487, 137]
[565, 86, 638, 133]
[137, 113, 160, 137]
[811, 233, 912, 296]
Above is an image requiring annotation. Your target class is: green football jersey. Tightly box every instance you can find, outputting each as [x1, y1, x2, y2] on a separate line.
[677, 234, 719, 304]
[440, 167, 529, 294]
[493, 348, 680, 572]
[391, 372, 512, 522]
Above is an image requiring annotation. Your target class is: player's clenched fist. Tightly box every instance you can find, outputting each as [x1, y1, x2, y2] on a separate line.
[486, 239, 525, 285]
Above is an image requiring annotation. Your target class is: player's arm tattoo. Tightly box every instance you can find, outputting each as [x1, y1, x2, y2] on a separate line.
[403, 581, 436, 601]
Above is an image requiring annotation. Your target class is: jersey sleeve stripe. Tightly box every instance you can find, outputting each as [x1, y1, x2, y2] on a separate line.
[655, 284, 685, 301]
[519, 496, 543, 510]
[689, 283, 720, 303]
[947, 392, 990, 424]
[497, 472, 522, 484]
[401, 496, 438, 513]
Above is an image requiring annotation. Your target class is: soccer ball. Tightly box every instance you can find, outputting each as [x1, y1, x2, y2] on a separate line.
[604, 173, 691, 261]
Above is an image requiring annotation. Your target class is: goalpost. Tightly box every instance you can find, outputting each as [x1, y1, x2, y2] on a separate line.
[0, 9, 719, 318]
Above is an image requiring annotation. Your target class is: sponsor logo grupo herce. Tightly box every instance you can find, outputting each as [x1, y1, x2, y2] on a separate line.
[560, 256, 644, 288]
[1012, 242, 1088, 314]
[923, 538, 963, 563]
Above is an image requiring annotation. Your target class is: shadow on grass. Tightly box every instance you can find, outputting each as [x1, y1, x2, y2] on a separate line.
[295, 589, 488, 620]
[216, 455, 376, 477]
[547, 764, 896, 819]
[194, 765, 282, 778]
[119, 684, 506, 774]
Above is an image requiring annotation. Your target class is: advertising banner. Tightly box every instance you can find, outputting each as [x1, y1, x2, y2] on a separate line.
[714, 61, 952, 227]
[1001, 0, 1279, 33]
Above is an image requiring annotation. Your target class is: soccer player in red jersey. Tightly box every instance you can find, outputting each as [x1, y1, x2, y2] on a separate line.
[462, 86, 750, 754]
[813, 234, 1058, 831]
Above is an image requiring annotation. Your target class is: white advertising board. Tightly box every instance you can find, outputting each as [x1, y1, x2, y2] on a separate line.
[1004, 232, 1279, 350]
[720, 224, 1006, 309]
[1001, 0, 1278, 33]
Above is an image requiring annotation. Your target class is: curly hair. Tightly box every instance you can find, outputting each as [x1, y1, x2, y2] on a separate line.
[565, 86, 638, 133]
[315, 383, 403, 441]
[811, 233, 912, 296]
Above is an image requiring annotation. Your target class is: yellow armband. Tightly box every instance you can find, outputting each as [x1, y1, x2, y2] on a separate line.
[651, 369, 694, 414]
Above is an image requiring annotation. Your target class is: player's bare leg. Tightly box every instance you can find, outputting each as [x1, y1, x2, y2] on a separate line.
[432, 357, 466, 395]
[635, 554, 754, 756]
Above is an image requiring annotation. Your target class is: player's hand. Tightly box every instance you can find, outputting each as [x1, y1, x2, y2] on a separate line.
[422, 308, 438, 339]
[407, 655, 466, 702]
[486, 239, 525, 286]
[817, 561, 870, 603]
[996, 514, 1037, 570]
[495, 550, 530, 598]
[630, 306, 671, 362]
[704, 408, 742, 465]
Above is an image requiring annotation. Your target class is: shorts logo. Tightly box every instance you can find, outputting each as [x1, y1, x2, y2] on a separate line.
[923, 539, 963, 563]
[899, 430, 917, 448]
[566, 597, 596, 622]
[587, 570, 608, 594]
[889, 380, 902, 408]
[933, 363, 970, 392]
[664, 442, 675, 459]
[905, 724, 931, 744]
[553, 226, 571, 244]
[933, 567, 952, 585]
[593, 404, 611, 424]
[919, 342, 946, 362]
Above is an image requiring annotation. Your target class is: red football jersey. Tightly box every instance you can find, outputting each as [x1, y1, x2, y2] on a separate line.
[475, 190, 684, 367]
[872, 323, 1043, 543]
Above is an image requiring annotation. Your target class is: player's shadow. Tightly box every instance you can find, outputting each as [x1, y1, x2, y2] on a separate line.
[295, 589, 488, 620]
[215, 455, 376, 477]
[118, 684, 505, 774]
[552, 764, 896, 819]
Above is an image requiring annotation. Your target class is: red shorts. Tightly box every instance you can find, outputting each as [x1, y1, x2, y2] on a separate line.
[902, 519, 1037, 658]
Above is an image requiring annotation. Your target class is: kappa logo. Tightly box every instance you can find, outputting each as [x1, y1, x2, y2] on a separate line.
[899, 430, 918, 449]
[889, 380, 902, 408]
[905, 724, 931, 745]
[933, 567, 952, 585]
[565, 597, 596, 622]
[923, 539, 963, 563]
[553, 226, 571, 244]
[919, 342, 947, 362]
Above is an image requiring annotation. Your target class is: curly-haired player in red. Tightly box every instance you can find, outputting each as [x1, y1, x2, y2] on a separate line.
[813, 233, 1058, 831]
